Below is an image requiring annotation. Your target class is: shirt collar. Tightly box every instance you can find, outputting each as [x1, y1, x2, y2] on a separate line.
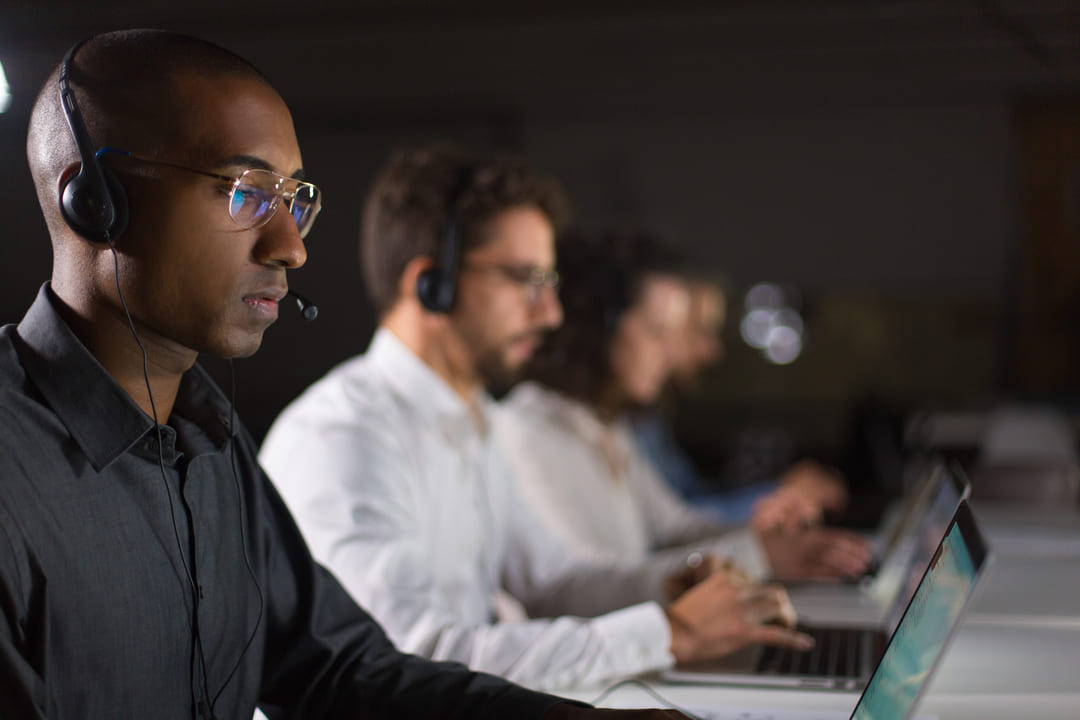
[14, 284, 236, 472]
[366, 327, 492, 436]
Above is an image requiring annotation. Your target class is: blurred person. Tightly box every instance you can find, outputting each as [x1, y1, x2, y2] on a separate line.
[497, 229, 871, 584]
[634, 278, 849, 532]
[0, 29, 688, 720]
[260, 145, 812, 693]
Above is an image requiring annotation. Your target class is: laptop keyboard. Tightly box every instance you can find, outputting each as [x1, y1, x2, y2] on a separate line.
[756, 625, 877, 678]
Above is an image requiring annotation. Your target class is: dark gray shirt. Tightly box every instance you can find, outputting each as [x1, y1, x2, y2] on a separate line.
[0, 285, 564, 720]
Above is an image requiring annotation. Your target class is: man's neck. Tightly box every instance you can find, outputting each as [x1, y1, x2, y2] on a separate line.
[51, 284, 191, 423]
[380, 311, 484, 419]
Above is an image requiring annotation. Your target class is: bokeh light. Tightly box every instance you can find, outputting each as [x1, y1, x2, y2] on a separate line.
[741, 282, 805, 365]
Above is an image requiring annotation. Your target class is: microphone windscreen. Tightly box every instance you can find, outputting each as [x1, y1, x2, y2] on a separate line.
[287, 289, 319, 322]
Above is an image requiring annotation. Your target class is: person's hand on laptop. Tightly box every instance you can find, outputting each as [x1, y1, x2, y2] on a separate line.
[751, 460, 849, 534]
[759, 525, 872, 581]
[662, 566, 813, 665]
[662, 552, 747, 601]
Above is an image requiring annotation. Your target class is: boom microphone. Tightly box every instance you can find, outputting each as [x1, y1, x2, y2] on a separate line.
[287, 289, 319, 321]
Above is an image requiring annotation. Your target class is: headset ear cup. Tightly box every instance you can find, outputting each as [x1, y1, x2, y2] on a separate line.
[60, 172, 100, 239]
[59, 166, 128, 243]
[416, 268, 444, 313]
[417, 165, 469, 314]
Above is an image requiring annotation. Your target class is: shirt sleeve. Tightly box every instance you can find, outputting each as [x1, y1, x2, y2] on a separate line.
[259, 403, 674, 693]
[0, 500, 50, 719]
[622, 429, 771, 580]
[239, 429, 569, 718]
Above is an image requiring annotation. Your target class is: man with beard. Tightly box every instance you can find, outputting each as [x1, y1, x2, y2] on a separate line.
[260, 145, 813, 693]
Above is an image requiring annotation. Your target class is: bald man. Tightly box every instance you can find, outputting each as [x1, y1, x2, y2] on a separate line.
[0, 30, 685, 720]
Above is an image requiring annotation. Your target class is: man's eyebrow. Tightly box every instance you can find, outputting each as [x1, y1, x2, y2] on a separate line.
[217, 154, 306, 180]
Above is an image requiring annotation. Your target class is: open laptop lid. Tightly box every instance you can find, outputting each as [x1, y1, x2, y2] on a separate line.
[873, 460, 971, 627]
[862, 458, 948, 592]
[850, 499, 991, 720]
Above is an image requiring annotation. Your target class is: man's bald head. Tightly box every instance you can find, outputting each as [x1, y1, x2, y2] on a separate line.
[27, 29, 274, 244]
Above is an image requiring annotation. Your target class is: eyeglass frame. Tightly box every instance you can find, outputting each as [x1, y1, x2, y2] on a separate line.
[95, 147, 323, 238]
[459, 262, 560, 305]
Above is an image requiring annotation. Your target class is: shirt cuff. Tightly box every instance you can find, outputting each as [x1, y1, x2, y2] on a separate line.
[589, 601, 675, 677]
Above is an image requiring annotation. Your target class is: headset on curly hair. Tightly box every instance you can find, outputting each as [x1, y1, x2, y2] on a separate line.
[416, 164, 476, 313]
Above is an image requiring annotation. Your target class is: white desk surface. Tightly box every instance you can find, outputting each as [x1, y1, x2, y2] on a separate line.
[565, 623, 1080, 719]
[563, 500, 1080, 720]
[568, 682, 1080, 720]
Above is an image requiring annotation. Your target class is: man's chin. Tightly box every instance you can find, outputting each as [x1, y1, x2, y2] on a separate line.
[205, 332, 264, 361]
[479, 360, 526, 398]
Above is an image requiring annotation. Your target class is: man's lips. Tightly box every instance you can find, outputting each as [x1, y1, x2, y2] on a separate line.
[509, 332, 545, 356]
[246, 286, 287, 302]
[244, 287, 288, 313]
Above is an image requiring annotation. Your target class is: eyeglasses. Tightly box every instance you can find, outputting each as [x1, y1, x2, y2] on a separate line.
[96, 147, 323, 239]
[461, 262, 560, 305]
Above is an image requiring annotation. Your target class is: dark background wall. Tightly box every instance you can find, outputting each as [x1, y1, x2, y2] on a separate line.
[1, 1, 1078, 468]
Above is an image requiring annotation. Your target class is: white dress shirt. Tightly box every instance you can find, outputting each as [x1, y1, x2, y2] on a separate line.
[260, 329, 678, 691]
[495, 383, 770, 579]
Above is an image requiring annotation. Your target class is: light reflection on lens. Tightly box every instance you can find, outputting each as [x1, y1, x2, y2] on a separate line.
[0, 61, 11, 114]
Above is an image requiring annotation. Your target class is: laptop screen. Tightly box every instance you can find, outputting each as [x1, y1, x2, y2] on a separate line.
[852, 502, 988, 720]
[880, 463, 969, 633]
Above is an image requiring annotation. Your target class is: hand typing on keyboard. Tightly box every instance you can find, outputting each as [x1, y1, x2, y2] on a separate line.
[750, 460, 849, 534]
[759, 526, 873, 581]
[662, 564, 815, 665]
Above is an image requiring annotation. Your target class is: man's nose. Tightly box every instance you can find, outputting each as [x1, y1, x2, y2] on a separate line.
[254, 207, 307, 269]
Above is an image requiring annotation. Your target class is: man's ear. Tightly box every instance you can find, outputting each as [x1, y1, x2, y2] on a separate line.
[56, 162, 81, 196]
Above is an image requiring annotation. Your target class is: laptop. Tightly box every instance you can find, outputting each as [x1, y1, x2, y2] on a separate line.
[641, 500, 992, 720]
[864, 459, 971, 612]
[663, 461, 972, 690]
[849, 500, 990, 717]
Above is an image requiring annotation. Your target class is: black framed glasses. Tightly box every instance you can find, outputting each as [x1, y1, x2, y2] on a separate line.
[96, 147, 323, 239]
[461, 262, 560, 305]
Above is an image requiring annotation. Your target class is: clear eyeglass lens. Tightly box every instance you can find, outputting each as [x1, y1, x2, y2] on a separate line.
[531, 267, 559, 289]
[228, 169, 321, 238]
[228, 172, 278, 228]
[520, 268, 558, 304]
[288, 183, 320, 238]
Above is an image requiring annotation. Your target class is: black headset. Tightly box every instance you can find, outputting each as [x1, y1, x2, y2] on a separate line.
[58, 38, 128, 243]
[415, 165, 475, 313]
